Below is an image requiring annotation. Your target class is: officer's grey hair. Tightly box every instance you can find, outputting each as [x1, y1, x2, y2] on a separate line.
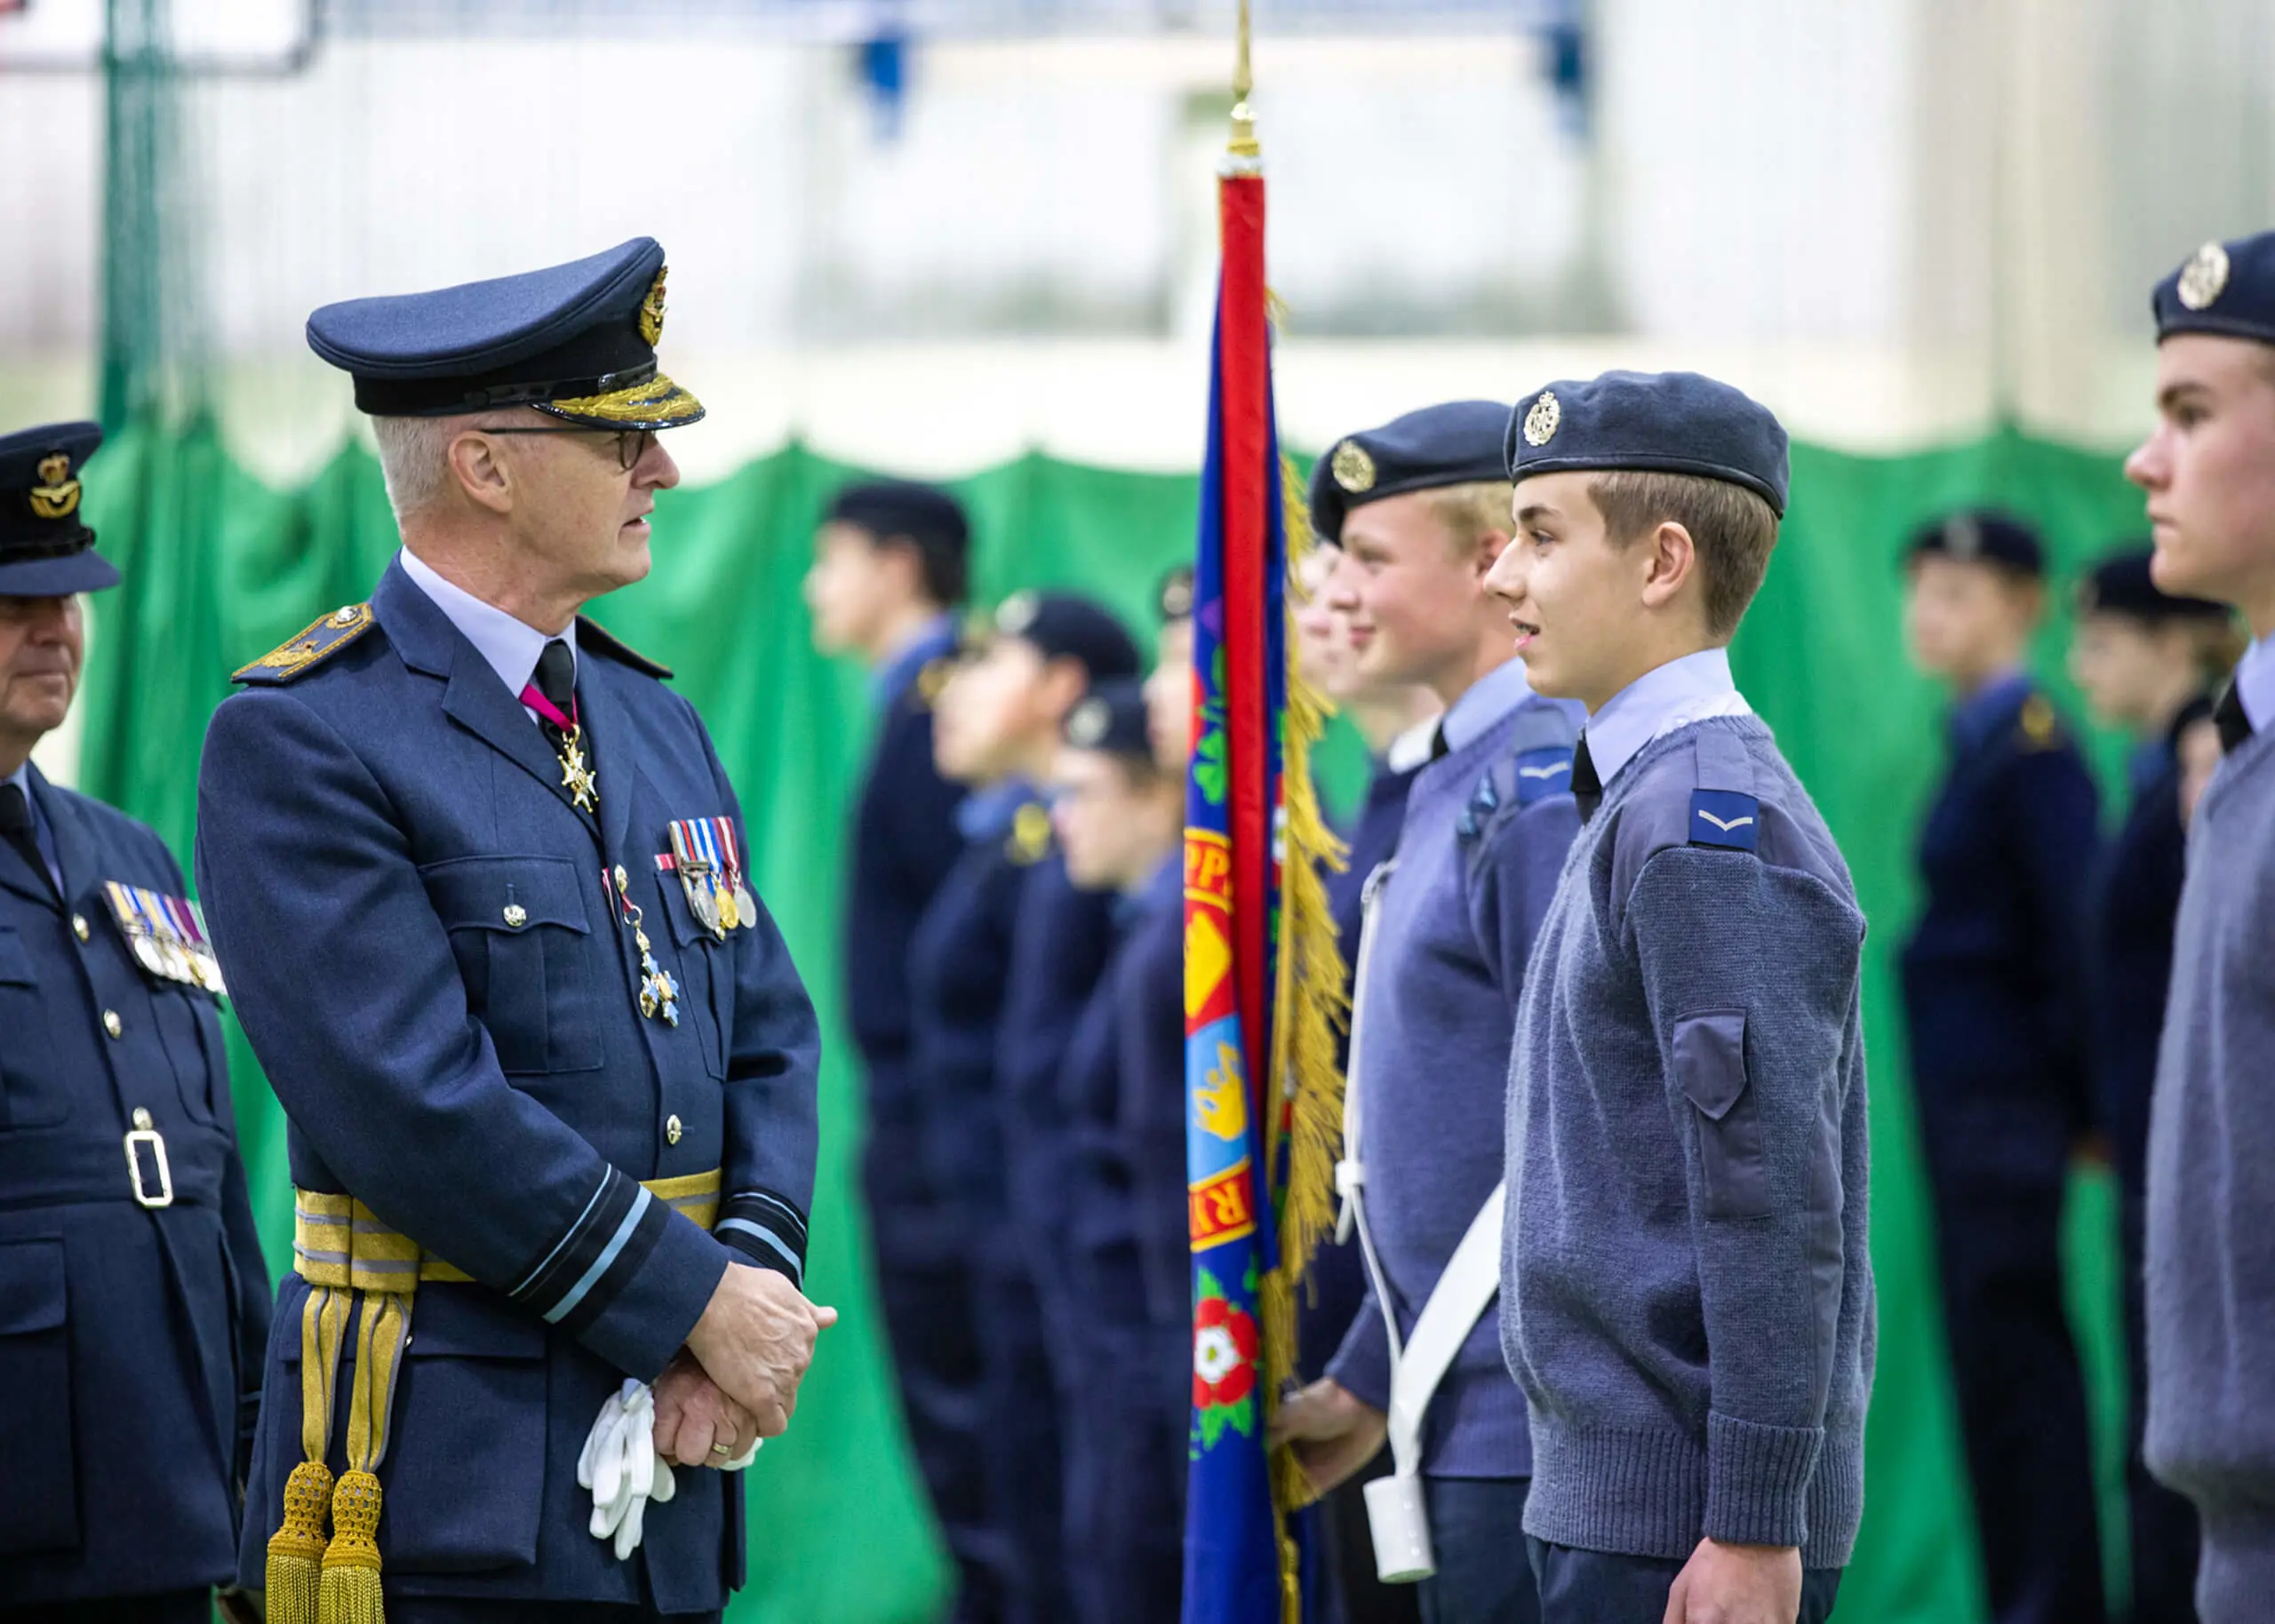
[371, 414, 481, 527]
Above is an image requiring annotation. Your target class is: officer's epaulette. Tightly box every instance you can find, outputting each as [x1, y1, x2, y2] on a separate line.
[576, 616, 674, 680]
[2016, 692, 2066, 752]
[231, 603, 375, 685]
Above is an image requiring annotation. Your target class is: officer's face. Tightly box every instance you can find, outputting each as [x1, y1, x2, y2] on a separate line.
[804, 523, 909, 657]
[1904, 555, 2038, 684]
[1489, 473, 1652, 709]
[1052, 748, 1176, 890]
[934, 637, 1054, 784]
[1144, 618, 1195, 772]
[497, 420, 680, 601]
[1327, 491, 1505, 692]
[2068, 612, 2191, 731]
[0, 593, 83, 766]
[2128, 335, 2275, 627]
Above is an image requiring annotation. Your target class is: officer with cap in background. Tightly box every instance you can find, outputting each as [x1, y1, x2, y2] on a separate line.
[2129, 229, 2275, 1623]
[196, 239, 830, 1622]
[913, 589, 1139, 1624]
[0, 423, 271, 1624]
[1899, 510, 2103, 1624]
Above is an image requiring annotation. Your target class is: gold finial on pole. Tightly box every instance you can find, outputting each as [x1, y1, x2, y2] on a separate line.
[1228, 0, 1259, 159]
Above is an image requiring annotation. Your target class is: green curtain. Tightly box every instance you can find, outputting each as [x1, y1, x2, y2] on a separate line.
[75, 419, 2151, 1624]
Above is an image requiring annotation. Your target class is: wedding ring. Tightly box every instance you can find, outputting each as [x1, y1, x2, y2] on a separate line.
[711, 1441, 733, 1456]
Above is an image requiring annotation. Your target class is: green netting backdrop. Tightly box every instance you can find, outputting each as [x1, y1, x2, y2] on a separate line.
[72, 420, 2151, 1624]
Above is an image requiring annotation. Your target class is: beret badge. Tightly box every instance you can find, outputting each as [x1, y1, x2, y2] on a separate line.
[639, 267, 669, 346]
[2178, 241, 2230, 312]
[1521, 391, 1561, 448]
[1067, 697, 1111, 747]
[28, 452, 81, 521]
[1330, 440, 1377, 494]
[996, 590, 1040, 636]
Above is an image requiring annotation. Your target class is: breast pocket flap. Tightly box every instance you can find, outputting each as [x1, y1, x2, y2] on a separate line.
[420, 855, 591, 936]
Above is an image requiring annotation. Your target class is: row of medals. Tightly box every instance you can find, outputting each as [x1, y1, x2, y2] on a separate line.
[680, 860, 755, 941]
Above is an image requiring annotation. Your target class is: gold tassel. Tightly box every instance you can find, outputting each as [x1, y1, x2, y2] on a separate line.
[265, 1459, 334, 1624]
[319, 1470, 386, 1624]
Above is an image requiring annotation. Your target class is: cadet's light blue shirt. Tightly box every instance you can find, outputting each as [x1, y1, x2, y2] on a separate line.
[397, 547, 578, 724]
[1440, 657, 1537, 754]
[871, 612, 960, 712]
[2233, 628, 2275, 732]
[1584, 647, 1755, 787]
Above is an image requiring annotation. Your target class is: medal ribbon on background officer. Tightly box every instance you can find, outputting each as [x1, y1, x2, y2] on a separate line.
[522, 638, 598, 812]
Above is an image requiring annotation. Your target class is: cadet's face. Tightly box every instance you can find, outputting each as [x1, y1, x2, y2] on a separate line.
[803, 524, 899, 657]
[1144, 618, 1195, 772]
[0, 594, 84, 768]
[1295, 546, 1361, 701]
[503, 422, 680, 602]
[1904, 556, 2035, 682]
[1051, 748, 1172, 890]
[2068, 612, 2183, 730]
[933, 638, 1048, 784]
[2127, 336, 2275, 628]
[1487, 474, 1640, 710]
[1325, 492, 1496, 691]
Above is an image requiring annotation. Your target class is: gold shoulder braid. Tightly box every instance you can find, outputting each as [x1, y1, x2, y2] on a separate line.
[235, 605, 375, 686]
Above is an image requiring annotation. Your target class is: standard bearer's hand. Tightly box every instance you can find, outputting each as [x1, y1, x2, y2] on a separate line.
[684, 1262, 837, 1437]
[1661, 1537, 1804, 1624]
[1267, 1377, 1387, 1495]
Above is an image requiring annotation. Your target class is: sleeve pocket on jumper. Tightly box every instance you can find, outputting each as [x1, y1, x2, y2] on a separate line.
[1674, 1012, 1771, 1220]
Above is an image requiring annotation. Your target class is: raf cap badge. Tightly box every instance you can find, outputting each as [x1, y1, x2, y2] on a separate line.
[2178, 241, 2231, 312]
[1330, 440, 1377, 495]
[28, 452, 82, 521]
[639, 267, 668, 346]
[1066, 696, 1111, 748]
[1942, 513, 1984, 561]
[1522, 391, 1561, 448]
[996, 591, 1040, 637]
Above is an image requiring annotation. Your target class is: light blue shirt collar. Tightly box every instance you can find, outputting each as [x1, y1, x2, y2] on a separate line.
[2235, 628, 2275, 733]
[398, 548, 577, 712]
[1584, 647, 1752, 787]
[1440, 658, 1536, 756]
[870, 612, 961, 712]
[955, 776, 1038, 842]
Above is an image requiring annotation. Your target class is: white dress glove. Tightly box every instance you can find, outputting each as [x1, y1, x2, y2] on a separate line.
[577, 1378, 759, 1558]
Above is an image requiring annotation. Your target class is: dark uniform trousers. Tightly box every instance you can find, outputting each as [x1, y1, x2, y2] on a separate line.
[1900, 679, 2103, 1624]
[0, 769, 270, 1616]
[1528, 1540, 1840, 1624]
[194, 561, 821, 1615]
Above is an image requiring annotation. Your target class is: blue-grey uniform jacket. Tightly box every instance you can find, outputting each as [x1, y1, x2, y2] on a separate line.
[195, 558, 820, 1612]
[0, 768, 271, 1607]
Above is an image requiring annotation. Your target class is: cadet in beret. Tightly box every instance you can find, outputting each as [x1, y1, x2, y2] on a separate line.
[2069, 547, 2235, 1624]
[912, 591, 1138, 1624]
[1047, 676, 1190, 1624]
[196, 240, 831, 1622]
[1273, 401, 1581, 1624]
[0, 424, 271, 1624]
[1488, 371, 1872, 1623]
[1898, 510, 2104, 1624]
[2128, 229, 2275, 1621]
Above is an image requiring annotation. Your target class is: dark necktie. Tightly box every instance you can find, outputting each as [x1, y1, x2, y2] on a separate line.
[532, 639, 578, 754]
[1428, 723, 1449, 763]
[0, 782, 50, 890]
[2215, 679, 2254, 755]
[1571, 732, 1602, 824]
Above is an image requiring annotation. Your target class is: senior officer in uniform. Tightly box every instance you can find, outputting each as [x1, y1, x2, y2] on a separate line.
[195, 239, 831, 1623]
[0, 423, 272, 1624]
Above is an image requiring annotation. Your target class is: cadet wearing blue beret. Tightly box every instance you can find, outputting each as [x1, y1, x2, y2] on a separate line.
[196, 239, 828, 1623]
[0, 425, 272, 1624]
[2070, 546, 2234, 1623]
[1898, 508, 2107, 1624]
[2128, 229, 2275, 1621]
[1487, 370, 1872, 1624]
[1276, 400, 1582, 1624]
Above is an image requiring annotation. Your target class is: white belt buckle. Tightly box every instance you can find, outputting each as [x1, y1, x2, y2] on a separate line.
[124, 1126, 174, 1208]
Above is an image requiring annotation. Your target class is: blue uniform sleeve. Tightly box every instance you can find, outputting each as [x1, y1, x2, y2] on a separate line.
[1466, 793, 1583, 1002]
[699, 728, 824, 1286]
[1325, 1279, 1393, 1413]
[1995, 742, 2103, 1131]
[196, 689, 734, 1382]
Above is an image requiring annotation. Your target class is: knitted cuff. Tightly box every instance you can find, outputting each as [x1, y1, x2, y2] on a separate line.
[1703, 1411, 1824, 1549]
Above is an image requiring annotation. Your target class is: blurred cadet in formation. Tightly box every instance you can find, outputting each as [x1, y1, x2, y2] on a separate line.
[1898, 511, 2104, 1624]
[914, 590, 1138, 1622]
[0, 424, 270, 1624]
[2070, 547, 2236, 1624]
[1289, 539, 1438, 1624]
[1051, 666, 1191, 1624]
[1274, 400, 1581, 1624]
[2132, 229, 2275, 1624]
[1492, 370, 1873, 1624]
[198, 240, 832, 1622]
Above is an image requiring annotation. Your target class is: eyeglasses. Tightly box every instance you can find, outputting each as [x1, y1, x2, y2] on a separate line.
[474, 425, 659, 473]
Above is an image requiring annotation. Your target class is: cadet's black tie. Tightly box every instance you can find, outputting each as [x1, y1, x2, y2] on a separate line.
[2215, 679, 2254, 755]
[533, 639, 578, 752]
[1571, 732, 1602, 824]
[0, 783, 46, 887]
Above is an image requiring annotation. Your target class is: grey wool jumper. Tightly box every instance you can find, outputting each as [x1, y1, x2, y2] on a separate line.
[1326, 670, 1582, 1477]
[1504, 714, 1875, 1566]
[2143, 718, 2275, 1621]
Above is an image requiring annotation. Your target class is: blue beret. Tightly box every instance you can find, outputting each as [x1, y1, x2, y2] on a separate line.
[989, 591, 1140, 682]
[1308, 400, 1511, 543]
[2153, 233, 2275, 346]
[307, 237, 703, 431]
[2079, 545, 2229, 621]
[1156, 565, 1194, 625]
[0, 422, 116, 597]
[825, 480, 970, 562]
[1504, 370, 1791, 517]
[1062, 677, 1152, 759]
[1905, 510, 2045, 577]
